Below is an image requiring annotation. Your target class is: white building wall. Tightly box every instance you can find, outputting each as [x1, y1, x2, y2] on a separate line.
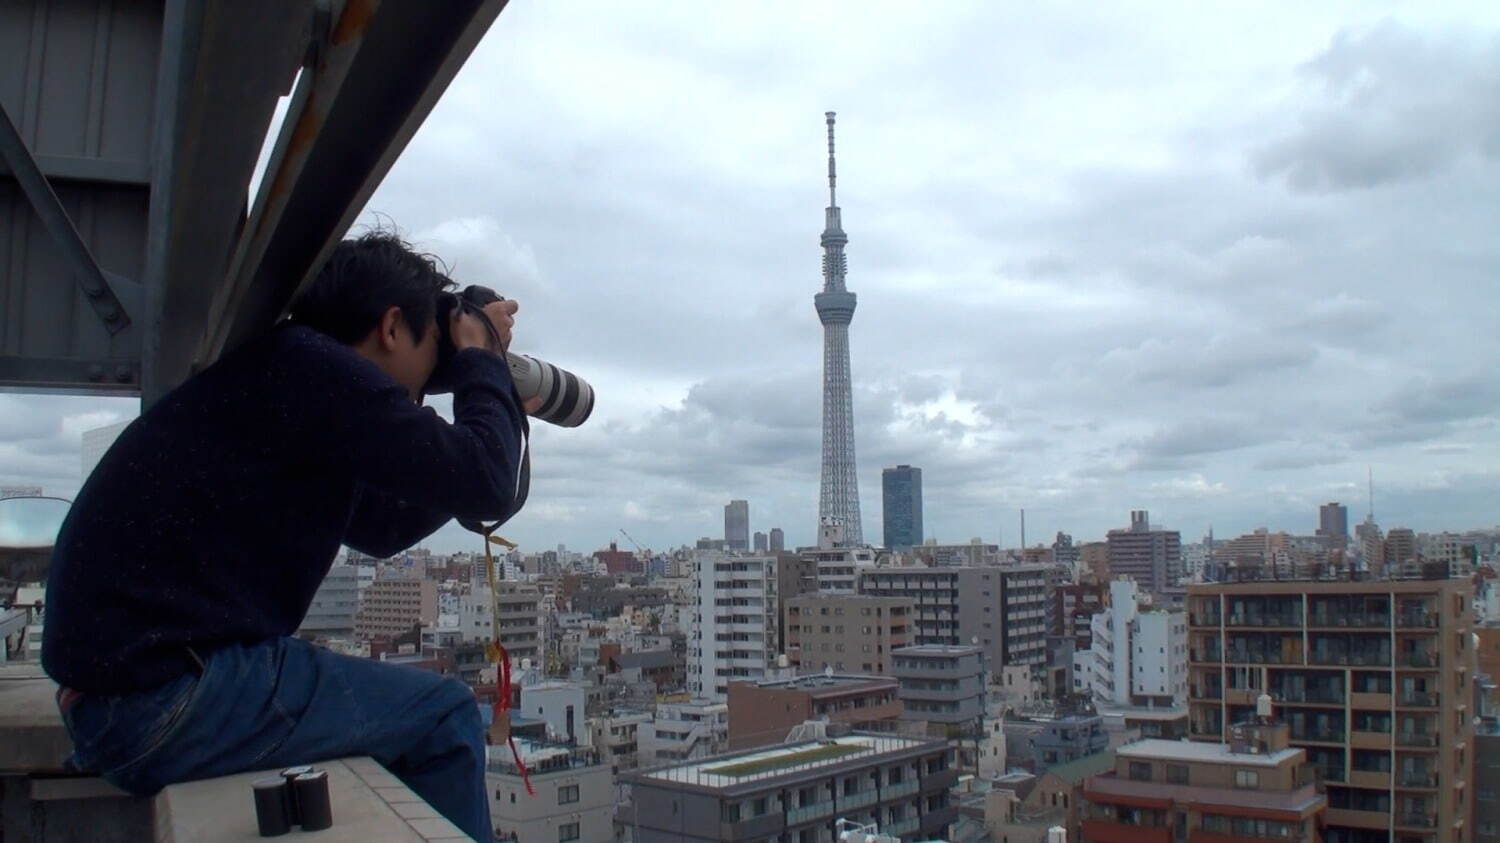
[519, 682, 588, 743]
[688, 550, 771, 701]
[1131, 610, 1188, 704]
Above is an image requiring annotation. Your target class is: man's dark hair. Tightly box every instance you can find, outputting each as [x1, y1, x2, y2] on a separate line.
[289, 231, 453, 344]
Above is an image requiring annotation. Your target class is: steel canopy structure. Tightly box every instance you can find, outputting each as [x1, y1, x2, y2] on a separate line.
[0, 0, 509, 405]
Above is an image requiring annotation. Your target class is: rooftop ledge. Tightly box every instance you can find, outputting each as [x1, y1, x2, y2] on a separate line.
[0, 664, 465, 841]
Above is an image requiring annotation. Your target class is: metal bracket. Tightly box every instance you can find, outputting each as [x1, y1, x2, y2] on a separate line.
[0, 102, 132, 335]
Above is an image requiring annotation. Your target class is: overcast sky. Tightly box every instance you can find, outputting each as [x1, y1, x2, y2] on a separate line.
[4, 1, 1500, 555]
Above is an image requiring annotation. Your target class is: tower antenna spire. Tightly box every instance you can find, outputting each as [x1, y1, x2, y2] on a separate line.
[826, 111, 837, 206]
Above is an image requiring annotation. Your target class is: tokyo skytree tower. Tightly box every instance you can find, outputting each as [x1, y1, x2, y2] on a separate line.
[814, 111, 863, 545]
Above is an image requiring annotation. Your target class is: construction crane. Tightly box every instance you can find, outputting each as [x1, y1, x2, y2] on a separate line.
[618, 528, 647, 555]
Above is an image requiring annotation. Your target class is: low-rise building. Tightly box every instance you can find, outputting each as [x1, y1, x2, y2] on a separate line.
[726, 673, 902, 750]
[1003, 708, 1108, 773]
[620, 732, 958, 842]
[489, 740, 613, 843]
[638, 698, 729, 767]
[981, 752, 1115, 843]
[1082, 718, 1326, 843]
[891, 645, 985, 732]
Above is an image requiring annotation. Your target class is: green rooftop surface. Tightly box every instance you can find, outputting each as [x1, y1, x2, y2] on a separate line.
[704, 743, 868, 777]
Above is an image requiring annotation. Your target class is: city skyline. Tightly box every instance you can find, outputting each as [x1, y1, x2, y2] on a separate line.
[2, 2, 1499, 553]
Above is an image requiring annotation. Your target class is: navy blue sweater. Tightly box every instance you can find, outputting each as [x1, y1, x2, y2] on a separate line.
[42, 325, 529, 694]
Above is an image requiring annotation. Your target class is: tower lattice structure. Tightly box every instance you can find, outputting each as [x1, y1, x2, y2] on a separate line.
[814, 111, 862, 545]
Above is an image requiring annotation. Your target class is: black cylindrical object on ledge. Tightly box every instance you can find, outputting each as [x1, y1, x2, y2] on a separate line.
[292, 770, 333, 831]
[280, 765, 315, 822]
[252, 776, 291, 837]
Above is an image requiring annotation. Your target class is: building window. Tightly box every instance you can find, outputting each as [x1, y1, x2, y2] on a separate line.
[1235, 770, 1259, 789]
[558, 784, 579, 804]
[559, 823, 580, 841]
[1166, 764, 1189, 784]
[1128, 762, 1152, 781]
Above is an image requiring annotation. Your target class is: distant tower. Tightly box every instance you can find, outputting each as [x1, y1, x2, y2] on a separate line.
[724, 500, 749, 552]
[815, 111, 863, 545]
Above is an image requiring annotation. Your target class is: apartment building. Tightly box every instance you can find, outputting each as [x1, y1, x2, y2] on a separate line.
[891, 645, 985, 729]
[689, 551, 774, 700]
[784, 592, 914, 675]
[353, 576, 435, 640]
[459, 582, 543, 664]
[1106, 510, 1182, 594]
[620, 732, 958, 842]
[1075, 578, 1188, 707]
[859, 564, 1049, 677]
[489, 740, 613, 843]
[727, 673, 901, 749]
[637, 698, 729, 767]
[1082, 717, 1326, 843]
[1187, 577, 1475, 843]
[298, 564, 360, 639]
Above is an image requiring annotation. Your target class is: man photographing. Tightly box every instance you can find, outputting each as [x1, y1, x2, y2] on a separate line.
[43, 231, 529, 840]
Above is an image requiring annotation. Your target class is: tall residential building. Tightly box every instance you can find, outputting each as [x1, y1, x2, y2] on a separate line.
[814, 111, 864, 546]
[1319, 501, 1349, 552]
[912, 540, 999, 568]
[753, 531, 768, 553]
[1052, 531, 1080, 578]
[769, 527, 785, 552]
[621, 732, 958, 842]
[859, 564, 1049, 676]
[803, 543, 876, 593]
[1386, 527, 1418, 572]
[1355, 517, 1385, 574]
[688, 551, 773, 700]
[1082, 720, 1327, 843]
[1187, 577, 1475, 842]
[460, 582, 543, 664]
[1074, 578, 1187, 707]
[784, 592, 914, 675]
[353, 576, 436, 640]
[881, 464, 923, 550]
[1079, 542, 1110, 581]
[1106, 510, 1182, 594]
[297, 564, 360, 639]
[724, 499, 749, 552]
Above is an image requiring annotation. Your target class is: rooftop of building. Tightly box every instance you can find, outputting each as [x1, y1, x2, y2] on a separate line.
[1116, 738, 1299, 767]
[1044, 751, 1117, 786]
[1188, 572, 1468, 593]
[629, 732, 938, 791]
[892, 644, 982, 656]
[611, 649, 679, 670]
[738, 673, 896, 696]
[1095, 703, 1189, 722]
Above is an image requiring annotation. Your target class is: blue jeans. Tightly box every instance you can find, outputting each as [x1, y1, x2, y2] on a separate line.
[60, 637, 491, 841]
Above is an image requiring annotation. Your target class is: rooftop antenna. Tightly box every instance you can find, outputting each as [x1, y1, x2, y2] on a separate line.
[826, 111, 837, 207]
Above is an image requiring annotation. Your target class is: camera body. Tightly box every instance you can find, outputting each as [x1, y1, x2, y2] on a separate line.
[429, 285, 594, 428]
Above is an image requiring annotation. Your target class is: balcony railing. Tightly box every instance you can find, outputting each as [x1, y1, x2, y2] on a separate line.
[1396, 732, 1438, 748]
[1398, 652, 1439, 668]
[1290, 728, 1346, 743]
[1397, 691, 1439, 707]
[1191, 649, 1223, 663]
[1398, 813, 1437, 829]
[1274, 688, 1344, 704]
[839, 789, 878, 810]
[1396, 612, 1438, 629]
[1315, 764, 1346, 783]
[1308, 612, 1391, 628]
[1308, 651, 1391, 667]
[883, 780, 919, 799]
[1226, 614, 1303, 628]
[1191, 686, 1224, 700]
[884, 817, 919, 836]
[786, 801, 834, 824]
[1398, 771, 1438, 788]
[1189, 613, 1221, 627]
[1226, 651, 1298, 665]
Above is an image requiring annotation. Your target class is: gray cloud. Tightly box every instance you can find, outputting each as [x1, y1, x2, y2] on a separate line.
[5, 3, 1500, 552]
[1252, 21, 1500, 192]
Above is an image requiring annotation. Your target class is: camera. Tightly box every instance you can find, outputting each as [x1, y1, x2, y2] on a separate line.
[428, 285, 595, 428]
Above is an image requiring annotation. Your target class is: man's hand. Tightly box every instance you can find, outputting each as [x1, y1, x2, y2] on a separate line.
[449, 299, 545, 415]
[450, 299, 519, 353]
